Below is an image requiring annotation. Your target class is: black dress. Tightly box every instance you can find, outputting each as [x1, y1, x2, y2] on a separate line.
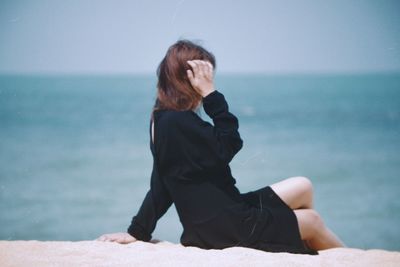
[127, 90, 318, 255]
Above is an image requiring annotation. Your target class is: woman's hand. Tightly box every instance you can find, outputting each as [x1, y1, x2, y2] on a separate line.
[187, 60, 215, 97]
[95, 232, 137, 244]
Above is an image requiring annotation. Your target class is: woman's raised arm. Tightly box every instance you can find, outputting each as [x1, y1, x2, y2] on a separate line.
[158, 89, 243, 176]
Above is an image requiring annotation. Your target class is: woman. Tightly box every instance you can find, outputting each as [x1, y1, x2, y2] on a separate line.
[96, 40, 345, 254]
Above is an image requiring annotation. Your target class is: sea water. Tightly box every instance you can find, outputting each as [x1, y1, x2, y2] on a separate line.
[0, 73, 399, 251]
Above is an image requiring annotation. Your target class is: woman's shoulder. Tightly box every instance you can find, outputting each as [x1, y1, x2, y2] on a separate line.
[155, 109, 205, 134]
[156, 109, 199, 123]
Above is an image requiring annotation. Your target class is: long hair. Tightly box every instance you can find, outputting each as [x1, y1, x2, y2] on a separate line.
[151, 39, 216, 121]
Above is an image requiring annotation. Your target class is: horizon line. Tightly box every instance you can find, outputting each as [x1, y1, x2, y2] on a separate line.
[1, 70, 400, 77]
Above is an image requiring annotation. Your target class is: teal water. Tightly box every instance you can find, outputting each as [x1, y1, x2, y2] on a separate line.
[0, 73, 399, 251]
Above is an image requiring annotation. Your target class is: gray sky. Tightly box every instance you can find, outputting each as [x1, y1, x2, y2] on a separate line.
[0, 0, 399, 74]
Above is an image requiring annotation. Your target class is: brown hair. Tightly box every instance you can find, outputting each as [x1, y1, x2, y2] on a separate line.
[151, 39, 216, 121]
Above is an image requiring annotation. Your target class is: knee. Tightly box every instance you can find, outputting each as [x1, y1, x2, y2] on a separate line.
[308, 210, 325, 234]
[295, 176, 313, 194]
[296, 209, 326, 240]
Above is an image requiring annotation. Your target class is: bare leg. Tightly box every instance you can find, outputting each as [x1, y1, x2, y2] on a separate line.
[270, 176, 345, 250]
[294, 209, 345, 250]
[270, 176, 314, 209]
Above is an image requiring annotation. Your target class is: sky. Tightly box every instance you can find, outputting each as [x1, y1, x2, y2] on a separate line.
[0, 0, 399, 74]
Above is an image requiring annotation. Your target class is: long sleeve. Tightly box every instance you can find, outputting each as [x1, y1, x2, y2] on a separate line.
[126, 165, 173, 241]
[159, 90, 243, 176]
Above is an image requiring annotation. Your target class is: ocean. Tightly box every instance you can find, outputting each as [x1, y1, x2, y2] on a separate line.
[0, 73, 399, 251]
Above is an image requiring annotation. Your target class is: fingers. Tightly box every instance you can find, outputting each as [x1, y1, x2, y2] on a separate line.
[197, 60, 208, 77]
[187, 60, 198, 76]
[99, 235, 106, 241]
[108, 236, 117, 242]
[186, 69, 194, 83]
[206, 61, 213, 75]
[96, 234, 131, 244]
[96, 234, 116, 242]
[96, 235, 108, 241]
[187, 60, 213, 79]
[197, 60, 206, 77]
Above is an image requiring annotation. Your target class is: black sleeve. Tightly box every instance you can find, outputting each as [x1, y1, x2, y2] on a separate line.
[161, 90, 243, 173]
[126, 166, 173, 241]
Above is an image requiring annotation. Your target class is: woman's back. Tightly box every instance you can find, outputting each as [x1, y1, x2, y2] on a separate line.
[152, 92, 242, 223]
[148, 91, 260, 249]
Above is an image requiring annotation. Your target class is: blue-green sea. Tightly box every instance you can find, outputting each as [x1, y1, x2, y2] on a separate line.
[0, 73, 399, 251]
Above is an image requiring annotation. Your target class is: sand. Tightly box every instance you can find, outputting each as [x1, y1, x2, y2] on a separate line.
[1, 239, 399, 267]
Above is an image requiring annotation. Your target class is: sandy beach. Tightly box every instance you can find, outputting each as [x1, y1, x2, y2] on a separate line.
[1, 239, 399, 267]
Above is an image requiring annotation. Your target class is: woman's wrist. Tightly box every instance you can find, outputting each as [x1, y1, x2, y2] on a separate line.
[202, 88, 216, 98]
